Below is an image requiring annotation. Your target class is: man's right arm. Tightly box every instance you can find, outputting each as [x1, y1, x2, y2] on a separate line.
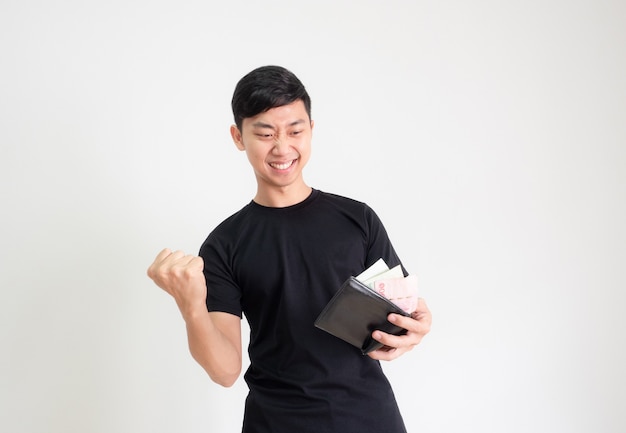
[147, 248, 242, 387]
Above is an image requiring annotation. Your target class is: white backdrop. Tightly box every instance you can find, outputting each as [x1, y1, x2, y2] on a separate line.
[1, 1, 625, 432]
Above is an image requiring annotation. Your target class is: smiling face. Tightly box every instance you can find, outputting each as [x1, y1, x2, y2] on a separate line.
[230, 99, 314, 207]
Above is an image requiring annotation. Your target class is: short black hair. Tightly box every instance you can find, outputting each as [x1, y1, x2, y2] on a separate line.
[231, 65, 312, 130]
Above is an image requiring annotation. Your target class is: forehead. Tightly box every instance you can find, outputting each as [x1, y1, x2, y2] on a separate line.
[242, 100, 310, 130]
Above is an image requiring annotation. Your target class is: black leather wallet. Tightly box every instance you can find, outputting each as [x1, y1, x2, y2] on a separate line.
[314, 276, 410, 354]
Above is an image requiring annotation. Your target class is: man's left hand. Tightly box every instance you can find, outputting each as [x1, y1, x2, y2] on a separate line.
[367, 298, 432, 361]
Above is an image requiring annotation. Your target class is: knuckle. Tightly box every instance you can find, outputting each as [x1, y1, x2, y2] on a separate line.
[182, 267, 196, 279]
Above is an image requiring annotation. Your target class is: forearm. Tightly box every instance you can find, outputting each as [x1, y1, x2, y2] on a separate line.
[147, 249, 242, 386]
[184, 310, 242, 387]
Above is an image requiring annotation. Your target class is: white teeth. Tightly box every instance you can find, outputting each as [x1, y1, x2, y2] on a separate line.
[270, 160, 295, 170]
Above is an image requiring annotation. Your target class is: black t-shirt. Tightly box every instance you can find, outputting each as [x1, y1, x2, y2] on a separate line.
[199, 189, 408, 433]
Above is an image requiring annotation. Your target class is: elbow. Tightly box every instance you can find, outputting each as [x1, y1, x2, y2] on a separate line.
[209, 369, 240, 388]
[214, 377, 238, 388]
[191, 349, 241, 387]
[206, 362, 241, 388]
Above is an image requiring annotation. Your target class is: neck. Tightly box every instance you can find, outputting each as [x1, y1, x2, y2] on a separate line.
[254, 183, 312, 208]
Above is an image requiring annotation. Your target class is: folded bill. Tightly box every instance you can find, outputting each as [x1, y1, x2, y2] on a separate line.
[355, 258, 389, 282]
[355, 259, 419, 314]
[361, 265, 404, 289]
[372, 274, 419, 314]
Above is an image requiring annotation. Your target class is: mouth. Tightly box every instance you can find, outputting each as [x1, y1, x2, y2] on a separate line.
[269, 159, 297, 170]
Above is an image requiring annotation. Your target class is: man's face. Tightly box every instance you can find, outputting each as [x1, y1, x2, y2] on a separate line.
[231, 100, 313, 193]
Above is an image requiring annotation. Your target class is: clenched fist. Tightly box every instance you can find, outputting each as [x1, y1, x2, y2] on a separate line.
[147, 248, 208, 319]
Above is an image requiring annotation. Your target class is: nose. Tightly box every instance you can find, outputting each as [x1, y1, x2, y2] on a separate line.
[272, 133, 289, 154]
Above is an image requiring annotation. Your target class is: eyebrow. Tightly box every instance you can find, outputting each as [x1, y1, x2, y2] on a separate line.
[251, 119, 307, 129]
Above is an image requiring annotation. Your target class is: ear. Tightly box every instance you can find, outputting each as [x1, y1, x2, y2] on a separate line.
[310, 119, 314, 133]
[230, 125, 245, 151]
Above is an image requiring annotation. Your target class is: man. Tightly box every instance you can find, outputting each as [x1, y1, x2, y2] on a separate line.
[147, 65, 431, 433]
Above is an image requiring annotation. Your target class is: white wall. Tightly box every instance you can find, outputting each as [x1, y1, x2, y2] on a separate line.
[1, 1, 624, 432]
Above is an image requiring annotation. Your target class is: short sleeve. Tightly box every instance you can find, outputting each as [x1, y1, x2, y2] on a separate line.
[199, 233, 243, 318]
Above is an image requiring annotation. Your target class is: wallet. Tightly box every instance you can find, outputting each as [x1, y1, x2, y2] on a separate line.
[314, 276, 410, 354]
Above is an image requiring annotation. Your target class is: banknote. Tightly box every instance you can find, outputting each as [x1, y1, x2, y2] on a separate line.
[355, 258, 389, 282]
[354, 259, 419, 313]
[361, 265, 404, 289]
[355, 259, 404, 288]
[372, 275, 419, 313]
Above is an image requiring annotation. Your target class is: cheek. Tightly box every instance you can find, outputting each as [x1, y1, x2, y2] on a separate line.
[294, 134, 311, 148]
[243, 141, 268, 158]
[249, 149, 267, 164]
[298, 139, 312, 158]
